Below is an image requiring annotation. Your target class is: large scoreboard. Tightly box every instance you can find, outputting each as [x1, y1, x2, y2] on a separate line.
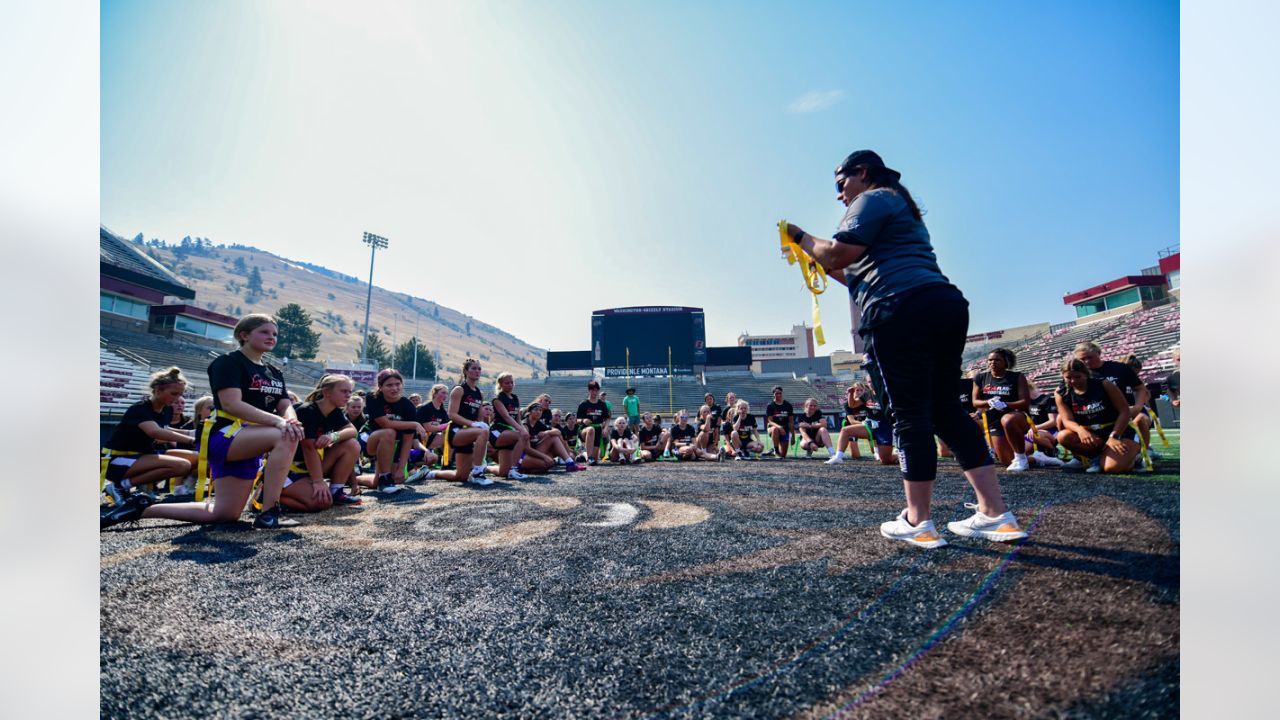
[590, 306, 705, 376]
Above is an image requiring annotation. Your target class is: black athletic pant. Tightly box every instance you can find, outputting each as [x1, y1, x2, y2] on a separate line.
[862, 284, 992, 481]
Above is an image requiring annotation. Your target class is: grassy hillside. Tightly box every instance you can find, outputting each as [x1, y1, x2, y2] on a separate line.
[138, 239, 545, 379]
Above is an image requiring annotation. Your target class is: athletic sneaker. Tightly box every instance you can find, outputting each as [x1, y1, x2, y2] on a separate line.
[376, 473, 402, 494]
[1148, 449, 1162, 462]
[1006, 455, 1030, 473]
[1086, 457, 1103, 474]
[104, 480, 129, 506]
[1062, 457, 1084, 471]
[717, 446, 727, 462]
[946, 503, 1027, 542]
[1030, 450, 1064, 468]
[254, 504, 301, 529]
[100, 492, 155, 530]
[564, 461, 584, 472]
[507, 469, 529, 480]
[824, 454, 845, 465]
[468, 475, 494, 487]
[405, 466, 431, 484]
[331, 488, 362, 505]
[587, 458, 598, 466]
[662, 450, 672, 459]
[879, 509, 947, 549]
[471, 465, 487, 478]
[171, 483, 195, 498]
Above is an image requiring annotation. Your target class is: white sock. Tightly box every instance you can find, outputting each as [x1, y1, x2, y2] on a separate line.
[1014, 452, 1027, 462]
[834, 451, 844, 460]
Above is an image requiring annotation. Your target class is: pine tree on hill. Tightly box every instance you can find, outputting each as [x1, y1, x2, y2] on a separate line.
[392, 336, 436, 379]
[360, 333, 391, 368]
[275, 303, 321, 360]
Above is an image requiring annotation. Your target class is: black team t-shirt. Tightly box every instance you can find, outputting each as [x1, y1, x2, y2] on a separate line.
[107, 400, 173, 454]
[638, 425, 664, 446]
[799, 410, 825, 438]
[1028, 394, 1057, 426]
[1058, 361, 1142, 407]
[292, 400, 352, 464]
[457, 383, 484, 422]
[706, 404, 723, 426]
[765, 401, 795, 432]
[208, 350, 287, 429]
[416, 402, 449, 431]
[974, 371, 1023, 416]
[735, 413, 757, 442]
[493, 392, 521, 430]
[670, 424, 697, 445]
[1058, 378, 1121, 431]
[577, 399, 610, 428]
[365, 394, 418, 436]
[608, 427, 634, 442]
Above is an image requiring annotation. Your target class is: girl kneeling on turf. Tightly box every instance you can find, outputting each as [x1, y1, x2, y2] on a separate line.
[426, 358, 493, 486]
[361, 369, 426, 494]
[1054, 357, 1140, 473]
[102, 314, 303, 530]
[797, 398, 834, 458]
[283, 374, 363, 511]
[101, 366, 197, 504]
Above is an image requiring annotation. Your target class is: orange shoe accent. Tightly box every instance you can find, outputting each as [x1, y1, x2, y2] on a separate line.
[913, 531, 941, 542]
[995, 524, 1022, 533]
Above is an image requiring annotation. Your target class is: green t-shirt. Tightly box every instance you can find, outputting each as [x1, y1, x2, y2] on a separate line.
[623, 395, 640, 417]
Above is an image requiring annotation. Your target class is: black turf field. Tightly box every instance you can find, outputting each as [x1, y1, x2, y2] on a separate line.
[100, 444, 1179, 719]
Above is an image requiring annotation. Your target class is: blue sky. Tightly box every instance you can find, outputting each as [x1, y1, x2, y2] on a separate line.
[101, 0, 1178, 352]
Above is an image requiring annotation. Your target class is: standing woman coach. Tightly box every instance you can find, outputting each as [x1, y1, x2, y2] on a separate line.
[784, 150, 1024, 548]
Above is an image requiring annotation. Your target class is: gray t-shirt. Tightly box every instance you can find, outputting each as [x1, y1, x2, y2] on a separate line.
[833, 188, 950, 322]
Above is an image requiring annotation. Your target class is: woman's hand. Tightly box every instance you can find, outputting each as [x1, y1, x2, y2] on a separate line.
[1106, 437, 1127, 456]
[785, 223, 806, 243]
[280, 418, 304, 442]
[315, 432, 333, 449]
[1079, 432, 1100, 450]
[309, 479, 329, 505]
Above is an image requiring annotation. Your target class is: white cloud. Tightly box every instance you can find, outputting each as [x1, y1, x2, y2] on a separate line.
[787, 89, 845, 114]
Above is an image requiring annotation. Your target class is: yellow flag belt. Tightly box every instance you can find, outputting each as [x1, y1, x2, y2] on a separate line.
[777, 221, 826, 347]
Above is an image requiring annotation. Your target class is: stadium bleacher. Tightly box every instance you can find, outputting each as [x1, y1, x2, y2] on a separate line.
[961, 301, 1181, 391]
[99, 325, 330, 413]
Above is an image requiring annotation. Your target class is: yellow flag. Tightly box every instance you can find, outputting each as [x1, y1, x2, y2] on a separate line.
[778, 220, 827, 346]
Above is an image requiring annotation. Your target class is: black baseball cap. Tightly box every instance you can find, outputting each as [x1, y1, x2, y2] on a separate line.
[836, 149, 900, 181]
[626, 387, 635, 394]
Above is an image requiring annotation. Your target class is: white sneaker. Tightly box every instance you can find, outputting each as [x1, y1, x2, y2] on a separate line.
[824, 454, 845, 465]
[507, 469, 529, 480]
[471, 465, 487, 478]
[1031, 451, 1063, 468]
[946, 504, 1027, 542]
[1086, 457, 1103, 474]
[1062, 457, 1084, 470]
[880, 509, 947, 549]
[172, 483, 195, 498]
[406, 466, 430, 483]
[468, 475, 494, 487]
[1006, 455, 1030, 473]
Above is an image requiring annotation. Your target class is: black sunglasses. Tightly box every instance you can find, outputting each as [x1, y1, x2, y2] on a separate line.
[835, 177, 847, 193]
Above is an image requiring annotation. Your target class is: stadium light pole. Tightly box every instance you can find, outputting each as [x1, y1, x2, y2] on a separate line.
[359, 232, 389, 364]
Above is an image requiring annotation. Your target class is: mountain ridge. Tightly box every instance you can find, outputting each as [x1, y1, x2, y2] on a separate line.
[130, 235, 547, 379]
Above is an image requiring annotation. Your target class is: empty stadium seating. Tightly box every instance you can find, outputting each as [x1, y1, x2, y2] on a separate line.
[961, 301, 1181, 390]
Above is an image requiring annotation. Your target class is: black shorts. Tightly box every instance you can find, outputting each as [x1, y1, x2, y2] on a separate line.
[800, 428, 824, 446]
[446, 424, 475, 456]
[1086, 426, 1137, 442]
